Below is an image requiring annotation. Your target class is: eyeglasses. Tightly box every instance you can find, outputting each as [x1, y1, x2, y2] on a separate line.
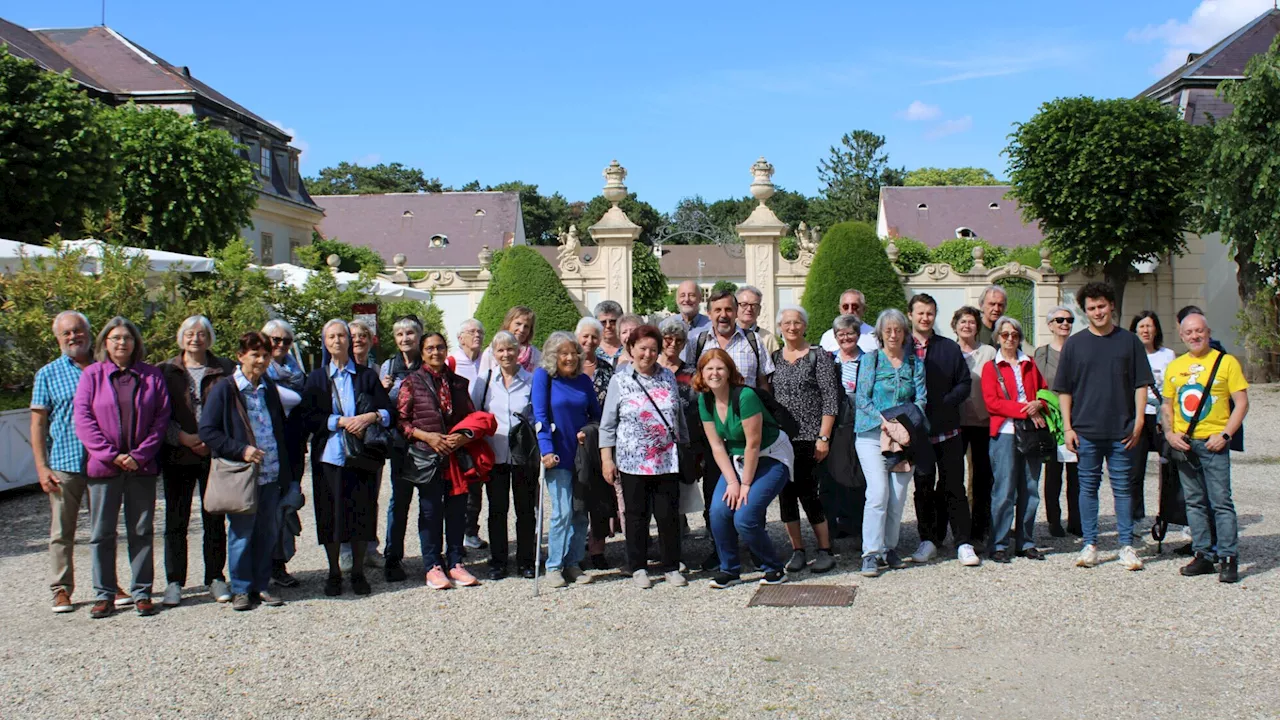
[106, 336, 133, 345]
[599, 319, 618, 326]
[423, 345, 447, 353]
[1050, 317, 1074, 325]
[662, 336, 686, 345]
[269, 336, 293, 347]
[738, 302, 761, 311]
[999, 332, 1021, 340]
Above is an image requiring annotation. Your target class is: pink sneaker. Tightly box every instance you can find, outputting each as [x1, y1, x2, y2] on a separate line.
[448, 564, 481, 587]
[425, 566, 453, 590]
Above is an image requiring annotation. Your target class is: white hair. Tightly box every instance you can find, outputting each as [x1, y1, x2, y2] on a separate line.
[979, 285, 1008, 307]
[540, 331, 582, 377]
[392, 316, 423, 335]
[993, 315, 1024, 340]
[576, 317, 604, 337]
[52, 310, 91, 335]
[262, 318, 294, 339]
[458, 317, 484, 337]
[775, 304, 808, 327]
[833, 313, 861, 333]
[874, 308, 910, 345]
[736, 285, 763, 301]
[177, 315, 215, 347]
[322, 318, 350, 336]
[659, 315, 688, 341]
[490, 330, 519, 351]
[1045, 305, 1073, 324]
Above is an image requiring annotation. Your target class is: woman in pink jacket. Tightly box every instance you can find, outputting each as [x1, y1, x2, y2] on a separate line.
[74, 317, 171, 619]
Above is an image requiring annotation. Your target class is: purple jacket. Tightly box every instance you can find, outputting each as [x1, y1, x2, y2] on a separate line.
[73, 360, 172, 478]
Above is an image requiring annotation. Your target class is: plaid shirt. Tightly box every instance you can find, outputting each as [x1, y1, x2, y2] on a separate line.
[689, 327, 775, 388]
[30, 354, 87, 473]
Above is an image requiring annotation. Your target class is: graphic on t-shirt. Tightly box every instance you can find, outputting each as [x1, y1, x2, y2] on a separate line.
[1175, 362, 1212, 423]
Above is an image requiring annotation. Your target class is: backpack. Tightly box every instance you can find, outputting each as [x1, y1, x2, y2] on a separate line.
[695, 328, 761, 376]
[703, 384, 800, 441]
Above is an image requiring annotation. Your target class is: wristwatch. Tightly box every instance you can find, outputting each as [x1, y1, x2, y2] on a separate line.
[1221, 432, 1232, 442]
[817, 435, 830, 442]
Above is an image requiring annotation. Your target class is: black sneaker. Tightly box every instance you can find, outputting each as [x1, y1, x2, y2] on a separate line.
[991, 550, 1012, 564]
[519, 565, 536, 579]
[323, 575, 342, 597]
[760, 570, 787, 585]
[709, 572, 741, 589]
[785, 549, 808, 573]
[487, 565, 507, 581]
[1049, 524, 1067, 538]
[700, 550, 720, 572]
[1180, 554, 1217, 576]
[384, 564, 407, 583]
[351, 575, 372, 595]
[271, 568, 300, 588]
[1017, 547, 1045, 560]
[1218, 556, 1239, 584]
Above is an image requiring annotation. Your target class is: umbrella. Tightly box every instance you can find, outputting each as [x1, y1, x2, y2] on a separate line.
[0, 238, 58, 274]
[61, 239, 216, 274]
[268, 263, 433, 301]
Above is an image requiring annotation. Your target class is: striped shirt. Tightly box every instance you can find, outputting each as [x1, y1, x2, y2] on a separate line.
[31, 354, 88, 473]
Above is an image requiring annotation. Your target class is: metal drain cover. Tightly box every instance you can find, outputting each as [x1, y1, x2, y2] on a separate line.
[747, 584, 856, 608]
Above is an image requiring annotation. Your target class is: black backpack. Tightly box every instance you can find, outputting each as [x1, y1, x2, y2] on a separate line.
[703, 385, 800, 440]
[695, 328, 762, 376]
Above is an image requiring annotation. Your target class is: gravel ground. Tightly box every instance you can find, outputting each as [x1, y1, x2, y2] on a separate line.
[2, 387, 1279, 720]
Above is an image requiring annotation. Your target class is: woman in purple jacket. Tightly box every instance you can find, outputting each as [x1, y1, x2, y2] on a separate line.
[73, 317, 171, 619]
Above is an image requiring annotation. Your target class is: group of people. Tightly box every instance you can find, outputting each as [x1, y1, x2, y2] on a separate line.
[29, 278, 1252, 617]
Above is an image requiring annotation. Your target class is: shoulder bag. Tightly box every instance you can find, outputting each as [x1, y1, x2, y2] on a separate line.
[333, 377, 388, 474]
[204, 380, 261, 515]
[631, 372, 698, 484]
[1163, 351, 1225, 467]
[990, 360, 1055, 459]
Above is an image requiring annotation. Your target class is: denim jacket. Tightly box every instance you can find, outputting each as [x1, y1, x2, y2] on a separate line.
[853, 350, 927, 434]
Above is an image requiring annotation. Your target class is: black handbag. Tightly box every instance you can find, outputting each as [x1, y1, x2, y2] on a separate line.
[332, 382, 389, 474]
[991, 360, 1055, 459]
[404, 444, 441, 485]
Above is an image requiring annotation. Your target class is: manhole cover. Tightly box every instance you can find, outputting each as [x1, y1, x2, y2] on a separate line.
[747, 584, 856, 608]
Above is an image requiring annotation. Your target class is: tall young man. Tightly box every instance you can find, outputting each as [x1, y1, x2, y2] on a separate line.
[1054, 282, 1153, 571]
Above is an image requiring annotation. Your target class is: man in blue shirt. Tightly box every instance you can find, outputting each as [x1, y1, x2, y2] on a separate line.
[31, 311, 126, 613]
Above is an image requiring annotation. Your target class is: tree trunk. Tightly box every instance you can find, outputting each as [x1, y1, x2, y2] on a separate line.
[1103, 261, 1131, 325]
[1232, 239, 1274, 381]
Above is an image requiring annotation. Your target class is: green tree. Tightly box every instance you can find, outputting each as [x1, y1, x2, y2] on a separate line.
[884, 236, 932, 274]
[904, 167, 1001, 186]
[1202, 34, 1280, 377]
[304, 161, 444, 195]
[704, 188, 812, 238]
[274, 248, 374, 365]
[376, 298, 445, 350]
[105, 105, 257, 254]
[1006, 96, 1203, 317]
[473, 246, 581, 349]
[710, 280, 739, 297]
[930, 238, 1008, 273]
[574, 194, 664, 245]
[485, 181, 571, 246]
[0, 48, 115, 243]
[816, 130, 903, 224]
[308, 233, 386, 273]
[631, 242, 668, 314]
[801, 222, 906, 343]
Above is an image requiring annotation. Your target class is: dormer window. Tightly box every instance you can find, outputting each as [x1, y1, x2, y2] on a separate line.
[916, 203, 928, 210]
[403, 210, 414, 218]
[430, 234, 449, 248]
[956, 227, 976, 238]
[988, 202, 1000, 210]
[474, 209, 486, 217]
[260, 146, 272, 179]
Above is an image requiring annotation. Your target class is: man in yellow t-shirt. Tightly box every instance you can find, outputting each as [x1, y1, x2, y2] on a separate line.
[1161, 313, 1249, 583]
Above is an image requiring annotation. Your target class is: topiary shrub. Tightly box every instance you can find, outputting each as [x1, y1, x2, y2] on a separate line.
[631, 242, 668, 314]
[779, 237, 799, 261]
[474, 245, 581, 349]
[710, 280, 739, 297]
[883, 236, 931, 274]
[801, 222, 907, 343]
[930, 238, 1007, 273]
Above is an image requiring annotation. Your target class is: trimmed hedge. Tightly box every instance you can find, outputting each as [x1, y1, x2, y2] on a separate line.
[802, 222, 906, 343]
[473, 245, 581, 349]
[883, 236, 931, 274]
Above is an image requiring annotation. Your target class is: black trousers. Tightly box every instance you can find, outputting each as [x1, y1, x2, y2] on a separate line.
[486, 464, 538, 570]
[913, 435, 971, 546]
[780, 441, 826, 526]
[1131, 419, 1160, 520]
[465, 482, 485, 538]
[961, 426, 994, 542]
[621, 472, 681, 573]
[1043, 456, 1080, 532]
[163, 461, 227, 586]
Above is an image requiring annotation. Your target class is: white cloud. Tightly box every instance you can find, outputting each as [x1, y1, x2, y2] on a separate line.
[269, 119, 309, 158]
[1128, 0, 1274, 75]
[917, 47, 1076, 85]
[355, 153, 382, 166]
[924, 115, 973, 140]
[899, 100, 941, 121]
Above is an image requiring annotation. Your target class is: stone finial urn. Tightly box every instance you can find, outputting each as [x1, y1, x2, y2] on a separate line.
[749, 157, 776, 205]
[602, 160, 628, 206]
[326, 254, 341, 273]
[478, 244, 493, 270]
[388, 253, 410, 283]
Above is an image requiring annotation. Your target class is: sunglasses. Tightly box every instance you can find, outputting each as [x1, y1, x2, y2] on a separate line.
[1050, 317, 1074, 325]
[999, 332, 1021, 340]
[270, 336, 293, 347]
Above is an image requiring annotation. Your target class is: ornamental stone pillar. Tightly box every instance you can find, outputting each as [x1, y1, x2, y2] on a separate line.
[736, 157, 787, 332]
[587, 160, 641, 313]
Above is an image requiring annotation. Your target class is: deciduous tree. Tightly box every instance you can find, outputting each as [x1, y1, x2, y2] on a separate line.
[305, 161, 444, 195]
[904, 167, 1001, 186]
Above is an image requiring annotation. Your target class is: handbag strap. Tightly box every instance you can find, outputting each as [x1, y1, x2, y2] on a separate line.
[631, 372, 673, 437]
[990, 359, 1017, 402]
[230, 378, 257, 447]
[480, 369, 493, 408]
[1184, 351, 1226, 438]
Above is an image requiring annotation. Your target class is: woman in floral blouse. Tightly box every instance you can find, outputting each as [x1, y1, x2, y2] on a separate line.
[769, 306, 839, 574]
[599, 324, 689, 589]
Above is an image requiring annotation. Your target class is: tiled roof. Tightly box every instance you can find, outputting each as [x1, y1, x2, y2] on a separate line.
[316, 192, 525, 268]
[878, 186, 1043, 248]
[1139, 8, 1280, 102]
[0, 18, 107, 91]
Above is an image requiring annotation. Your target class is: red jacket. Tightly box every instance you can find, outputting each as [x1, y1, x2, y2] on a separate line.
[443, 411, 497, 496]
[980, 354, 1048, 438]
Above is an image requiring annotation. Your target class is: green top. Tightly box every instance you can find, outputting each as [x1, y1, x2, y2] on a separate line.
[698, 386, 780, 455]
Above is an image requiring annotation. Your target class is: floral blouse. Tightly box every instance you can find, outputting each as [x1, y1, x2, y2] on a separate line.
[585, 357, 614, 408]
[770, 347, 840, 442]
[599, 365, 687, 476]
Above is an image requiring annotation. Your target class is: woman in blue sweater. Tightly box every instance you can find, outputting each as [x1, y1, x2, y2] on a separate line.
[532, 331, 601, 589]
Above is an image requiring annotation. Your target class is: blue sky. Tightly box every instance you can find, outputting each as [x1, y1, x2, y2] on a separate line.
[4, 0, 1275, 211]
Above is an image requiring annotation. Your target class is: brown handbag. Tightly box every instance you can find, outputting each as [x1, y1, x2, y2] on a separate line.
[203, 382, 261, 515]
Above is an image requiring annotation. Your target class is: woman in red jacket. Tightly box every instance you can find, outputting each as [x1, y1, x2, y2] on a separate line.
[980, 317, 1048, 563]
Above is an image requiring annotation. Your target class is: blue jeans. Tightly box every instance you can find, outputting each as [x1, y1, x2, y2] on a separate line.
[1176, 440, 1237, 558]
[709, 458, 788, 574]
[545, 467, 587, 572]
[1076, 437, 1135, 547]
[988, 434, 1042, 553]
[421, 471, 467, 570]
[855, 431, 912, 558]
[228, 481, 281, 595]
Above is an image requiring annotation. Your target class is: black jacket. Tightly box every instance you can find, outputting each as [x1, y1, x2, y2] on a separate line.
[198, 374, 297, 486]
[301, 363, 394, 474]
[904, 333, 971, 438]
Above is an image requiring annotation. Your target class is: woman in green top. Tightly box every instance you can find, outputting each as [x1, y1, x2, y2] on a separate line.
[694, 348, 793, 589]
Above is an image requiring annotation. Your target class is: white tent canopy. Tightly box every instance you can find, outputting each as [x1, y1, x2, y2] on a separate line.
[0, 238, 57, 273]
[267, 263, 433, 301]
[61, 239, 216, 274]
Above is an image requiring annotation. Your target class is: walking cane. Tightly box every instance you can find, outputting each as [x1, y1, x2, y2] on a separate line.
[532, 421, 554, 598]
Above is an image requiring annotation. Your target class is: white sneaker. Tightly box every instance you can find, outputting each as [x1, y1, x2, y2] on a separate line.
[957, 544, 981, 567]
[632, 569, 652, 589]
[544, 570, 567, 588]
[162, 582, 182, 607]
[209, 578, 232, 603]
[1118, 545, 1144, 571]
[1180, 525, 1193, 542]
[664, 570, 688, 587]
[1076, 544, 1100, 568]
[910, 540, 938, 564]
[339, 548, 354, 573]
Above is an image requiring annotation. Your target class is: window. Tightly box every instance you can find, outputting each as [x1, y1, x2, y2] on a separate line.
[288, 155, 299, 190]
[429, 234, 449, 248]
[988, 202, 1000, 210]
[289, 239, 302, 264]
[261, 232, 275, 265]
[260, 146, 272, 179]
[955, 227, 976, 239]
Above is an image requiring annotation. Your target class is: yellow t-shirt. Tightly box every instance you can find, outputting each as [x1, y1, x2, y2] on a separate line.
[1161, 350, 1248, 439]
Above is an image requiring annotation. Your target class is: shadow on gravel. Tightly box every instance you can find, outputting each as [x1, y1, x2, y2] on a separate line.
[0, 485, 62, 559]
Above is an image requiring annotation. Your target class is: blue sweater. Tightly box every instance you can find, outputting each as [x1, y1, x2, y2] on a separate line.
[532, 368, 601, 466]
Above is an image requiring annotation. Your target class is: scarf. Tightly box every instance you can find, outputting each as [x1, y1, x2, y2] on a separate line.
[517, 344, 535, 372]
[424, 365, 453, 418]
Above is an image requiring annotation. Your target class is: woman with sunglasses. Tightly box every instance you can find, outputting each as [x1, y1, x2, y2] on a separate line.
[1034, 306, 1079, 537]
